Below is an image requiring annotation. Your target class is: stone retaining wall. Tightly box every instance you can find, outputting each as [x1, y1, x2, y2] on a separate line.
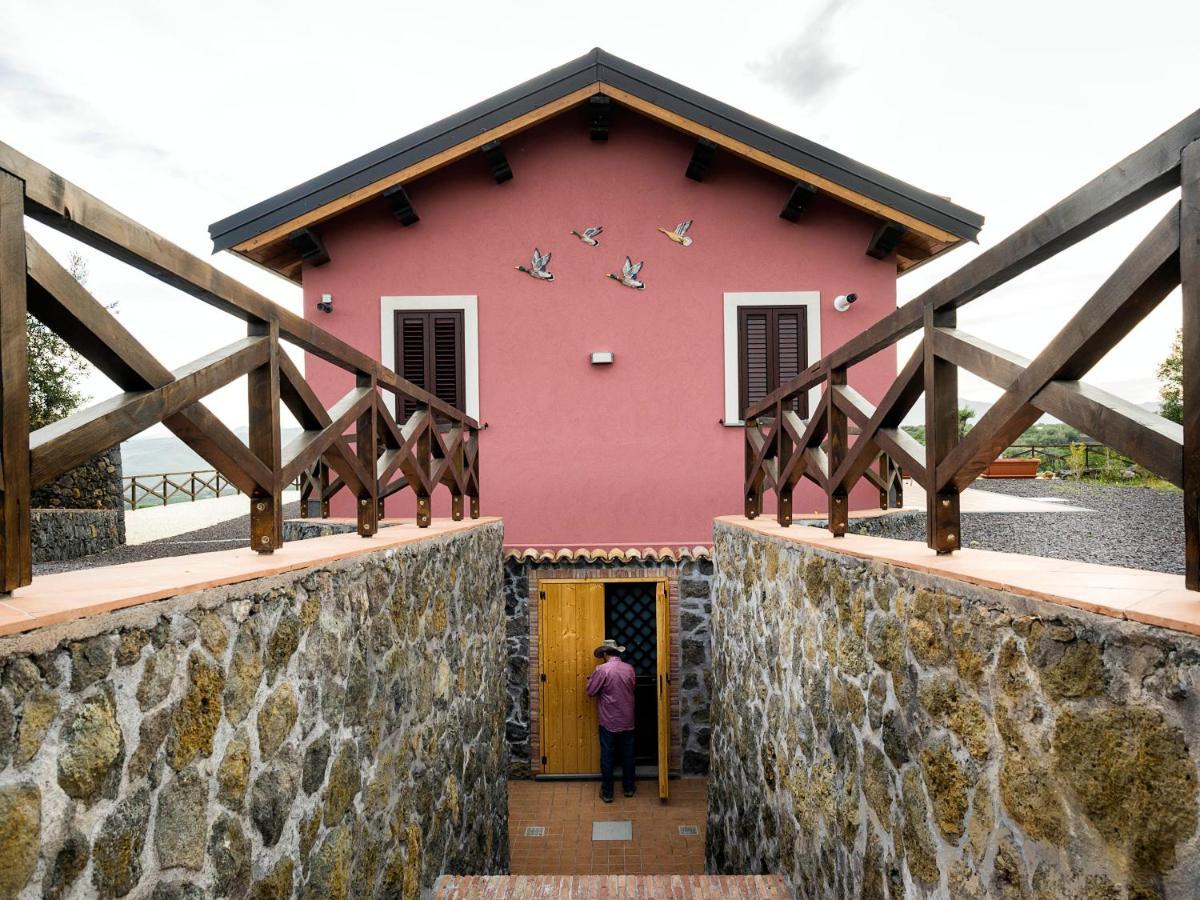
[0, 521, 508, 898]
[31, 449, 126, 563]
[707, 520, 1200, 898]
[31, 510, 125, 564]
[32, 448, 123, 511]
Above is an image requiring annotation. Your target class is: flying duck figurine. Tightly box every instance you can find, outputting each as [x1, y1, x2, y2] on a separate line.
[657, 219, 694, 246]
[515, 248, 554, 282]
[606, 256, 645, 290]
[570, 225, 603, 247]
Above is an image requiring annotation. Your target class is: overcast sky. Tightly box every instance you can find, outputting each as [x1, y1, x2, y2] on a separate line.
[1, 0, 1196, 431]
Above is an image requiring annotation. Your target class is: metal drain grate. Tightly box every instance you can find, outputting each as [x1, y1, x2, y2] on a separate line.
[524, 826, 546, 837]
[678, 825, 699, 836]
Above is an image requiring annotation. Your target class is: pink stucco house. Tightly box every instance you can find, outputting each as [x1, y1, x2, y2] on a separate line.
[210, 49, 982, 783]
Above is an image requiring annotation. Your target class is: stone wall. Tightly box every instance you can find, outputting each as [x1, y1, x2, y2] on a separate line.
[0, 521, 508, 898]
[502, 557, 713, 777]
[31, 448, 125, 563]
[707, 520, 1200, 898]
[32, 448, 123, 511]
[31, 510, 125, 564]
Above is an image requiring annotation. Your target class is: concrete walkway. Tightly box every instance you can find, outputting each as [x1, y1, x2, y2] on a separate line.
[125, 491, 300, 545]
[901, 480, 1093, 514]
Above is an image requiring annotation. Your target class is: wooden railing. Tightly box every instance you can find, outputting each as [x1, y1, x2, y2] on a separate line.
[745, 109, 1199, 590]
[0, 142, 480, 592]
[123, 470, 306, 509]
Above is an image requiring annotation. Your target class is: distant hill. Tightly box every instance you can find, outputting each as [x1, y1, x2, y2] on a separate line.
[121, 428, 302, 476]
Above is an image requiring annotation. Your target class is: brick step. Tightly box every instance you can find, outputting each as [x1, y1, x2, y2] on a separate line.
[433, 874, 792, 898]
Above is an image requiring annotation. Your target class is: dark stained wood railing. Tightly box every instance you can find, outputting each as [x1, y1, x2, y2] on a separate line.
[745, 109, 1200, 590]
[0, 141, 480, 592]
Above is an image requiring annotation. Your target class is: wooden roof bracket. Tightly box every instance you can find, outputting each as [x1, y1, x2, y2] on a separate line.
[480, 140, 513, 184]
[780, 181, 818, 222]
[287, 227, 330, 266]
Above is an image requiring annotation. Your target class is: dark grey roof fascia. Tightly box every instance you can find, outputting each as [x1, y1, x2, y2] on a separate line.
[210, 48, 982, 252]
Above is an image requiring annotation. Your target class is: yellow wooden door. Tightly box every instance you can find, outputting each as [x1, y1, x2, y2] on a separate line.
[538, 581, 606, 774]
[656, 580, 670, 801]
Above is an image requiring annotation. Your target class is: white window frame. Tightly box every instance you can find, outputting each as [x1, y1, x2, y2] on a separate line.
[380, 295, 480, 420]
[722, 291, 821, 426]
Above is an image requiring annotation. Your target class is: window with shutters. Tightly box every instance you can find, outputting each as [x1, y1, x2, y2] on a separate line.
[393, 310, 464, 421]
[737, 306, 808, 418]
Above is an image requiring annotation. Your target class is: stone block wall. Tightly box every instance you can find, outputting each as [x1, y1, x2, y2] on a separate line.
[31, 448, 125, 563]
[502, 557, 713, 778]
[32, 448, 123, 511]
[31, 510, 125, 565]
[0, 521, 507, 898]
[707, 520, 1200, 898]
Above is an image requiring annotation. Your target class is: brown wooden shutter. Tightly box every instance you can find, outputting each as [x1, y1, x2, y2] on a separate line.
[739, 308, 770, 417]
[738, 305, 808, 419]
[393, 310, 465, 422]
[430, 312, 464, 412]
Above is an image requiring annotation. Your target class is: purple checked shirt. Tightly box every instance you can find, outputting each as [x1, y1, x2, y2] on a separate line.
[586, 657, 637, 732]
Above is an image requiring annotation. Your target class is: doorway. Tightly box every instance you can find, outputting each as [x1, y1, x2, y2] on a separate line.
[537, 578, 670, 799]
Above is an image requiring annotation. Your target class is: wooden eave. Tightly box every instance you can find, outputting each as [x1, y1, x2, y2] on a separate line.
[211, 50, 983, 283]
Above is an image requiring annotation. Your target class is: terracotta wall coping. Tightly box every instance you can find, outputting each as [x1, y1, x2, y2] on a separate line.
[0, 517, 501, 638]
[717, 515, 1200, 637]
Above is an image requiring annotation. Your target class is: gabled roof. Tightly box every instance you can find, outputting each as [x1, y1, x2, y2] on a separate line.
[210, 48, 983, 282]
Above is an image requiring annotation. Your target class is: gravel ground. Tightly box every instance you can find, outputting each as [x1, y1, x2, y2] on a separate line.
[35, 481, 1186, 577]
[876, 479, 1185, 575]
[34, 501, 302, 576]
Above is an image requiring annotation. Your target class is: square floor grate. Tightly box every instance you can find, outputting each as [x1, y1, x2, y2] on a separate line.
[592, 820, 633, 841]
[678, 825, 700, 836]
[524, 826, 546, 837]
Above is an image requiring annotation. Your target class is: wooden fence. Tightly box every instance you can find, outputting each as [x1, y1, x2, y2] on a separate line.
[745, 109, 1199, 590]
[0, 142, 480, 592]
[123, 470, 308, 509]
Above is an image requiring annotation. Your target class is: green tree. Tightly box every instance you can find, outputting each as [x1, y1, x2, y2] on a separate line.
[958, 405, 975, 438]
[27, 251, 88, 429]
[1158, 328, 1182, 424]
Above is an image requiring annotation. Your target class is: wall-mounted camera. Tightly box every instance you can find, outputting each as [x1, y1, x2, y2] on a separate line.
[833, 292, 858, 313]
[316, 293, 333, 314]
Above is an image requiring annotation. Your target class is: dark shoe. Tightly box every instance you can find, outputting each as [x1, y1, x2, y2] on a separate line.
[623, 789, 636, 798]
[601, 793, 613, 804]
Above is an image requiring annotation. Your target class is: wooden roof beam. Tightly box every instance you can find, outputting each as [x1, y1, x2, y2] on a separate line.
[589, 95, 611, 141]
[867, 221, 908, 260]
[382, 184, 419, 226]
[685, 138, 716, 182]
[287, 227, 329, 267]
[780, 182, 817, 222]
[481, 140, 512, 184]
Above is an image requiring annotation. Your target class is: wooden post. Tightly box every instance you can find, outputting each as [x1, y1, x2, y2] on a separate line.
[467, 430, 480, 519]
[414, 405, 432, 528]
[357, 374, 379, 536]
[828, 368, 848, 536]
[775, 401, 794, 526]
[924, 303, 960, 553]
[744, 417, 763, 519]
[247, 319, 282, 553]
[1182, 140, 1200, 590]
[878, 455, 891, 509]
[0, 171, 30, 591]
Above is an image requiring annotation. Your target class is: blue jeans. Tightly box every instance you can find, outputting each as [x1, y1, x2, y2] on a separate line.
[599, 726, 636, 798]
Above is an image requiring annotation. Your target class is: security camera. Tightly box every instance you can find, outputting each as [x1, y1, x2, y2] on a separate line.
[833, 292, 858, 312]
[316, 293, 333, 314]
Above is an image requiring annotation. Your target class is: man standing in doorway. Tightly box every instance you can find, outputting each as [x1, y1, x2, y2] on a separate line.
[586, 639, 637, 803]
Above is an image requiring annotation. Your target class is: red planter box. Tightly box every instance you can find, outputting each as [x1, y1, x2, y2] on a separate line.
[984, 458, 1041, 478]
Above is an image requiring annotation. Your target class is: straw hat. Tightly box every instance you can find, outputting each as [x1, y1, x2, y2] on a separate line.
[593, 639, 627, 658]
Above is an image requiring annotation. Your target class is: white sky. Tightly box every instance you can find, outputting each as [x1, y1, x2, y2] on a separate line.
[2, 0, 1196, 429]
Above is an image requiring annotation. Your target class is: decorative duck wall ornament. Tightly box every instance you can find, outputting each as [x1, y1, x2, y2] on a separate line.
[657, 219, 693, 246]
[515, 248, 554, 281]
[606, 256, 645, 290]
[570, 225, 603, 247]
